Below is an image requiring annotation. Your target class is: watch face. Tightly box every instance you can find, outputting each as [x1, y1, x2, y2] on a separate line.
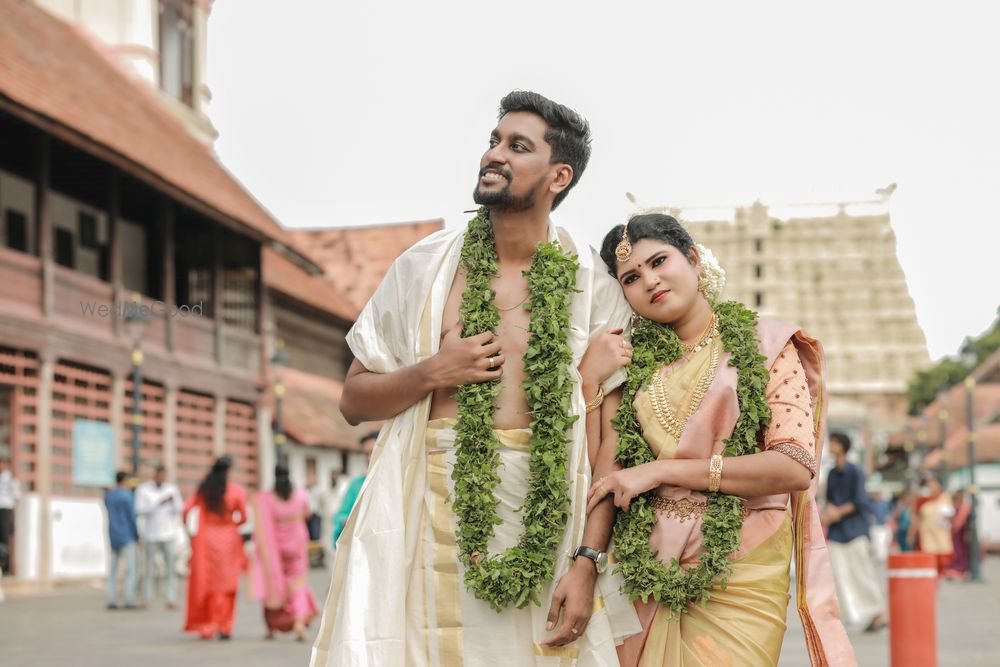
[596, 552, 608, 574]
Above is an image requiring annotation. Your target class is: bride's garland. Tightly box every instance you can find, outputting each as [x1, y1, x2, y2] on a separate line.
[611, 300, 771, 616]
[451, 208, 580, 612]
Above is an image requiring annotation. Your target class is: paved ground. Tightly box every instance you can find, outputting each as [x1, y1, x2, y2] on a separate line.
[779, 556, 1000, 667]
[0, 568, 333, 667]
[2, 557, 999, 665]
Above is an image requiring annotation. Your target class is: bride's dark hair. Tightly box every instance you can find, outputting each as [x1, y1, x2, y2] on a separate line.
[600, 214, 696, 276]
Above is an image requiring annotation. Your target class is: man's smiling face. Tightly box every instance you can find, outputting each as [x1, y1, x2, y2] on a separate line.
[473, 111, 556, 213]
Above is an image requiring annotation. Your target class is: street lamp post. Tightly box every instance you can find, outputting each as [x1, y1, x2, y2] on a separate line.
[937, 410, 949, 485]
[271, 339, 291, 466]
[965, 376, 983, 582]
[937, 387, 950, 487]
[124, 295, 149, 477]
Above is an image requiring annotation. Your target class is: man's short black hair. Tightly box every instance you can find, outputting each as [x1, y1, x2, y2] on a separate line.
[498, 90, 592, 210]
[829, 432, 852, 452]
[115, 470, 128, 484]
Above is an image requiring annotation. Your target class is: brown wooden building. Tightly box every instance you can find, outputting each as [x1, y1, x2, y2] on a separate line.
[0, 0, 335, 582]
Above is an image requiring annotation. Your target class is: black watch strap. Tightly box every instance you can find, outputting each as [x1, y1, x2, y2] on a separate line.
[573, 546, 602, 563]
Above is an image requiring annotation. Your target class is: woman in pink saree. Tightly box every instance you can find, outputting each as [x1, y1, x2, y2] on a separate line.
[251, 465, 318, 641]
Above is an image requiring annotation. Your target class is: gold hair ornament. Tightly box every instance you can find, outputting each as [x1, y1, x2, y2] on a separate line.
[615, 225, 633, 263]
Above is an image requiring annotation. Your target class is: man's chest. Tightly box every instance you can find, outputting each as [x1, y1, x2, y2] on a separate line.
[440, 268, 535, 355]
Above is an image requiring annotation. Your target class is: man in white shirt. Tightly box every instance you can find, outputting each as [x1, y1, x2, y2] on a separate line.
[0, 457, 19, 575]
[0, 456, 20, 600]
[135, 464, 183, 609]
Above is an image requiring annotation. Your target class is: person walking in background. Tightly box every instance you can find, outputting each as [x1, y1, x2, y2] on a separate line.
[251, 464, 319, 641]
[105, 470, 139, 610]
[330, 431, 378, 547]
[893, 490, 916, 552]
[867, 488, 893, 563]
[183, 456, 247, 640]
[135, 464, 183, 609]
[943, 489, 971, 581]
[0, 456, 20, 585]
[911, 474, 954, 574]
[822, 432, 888, 632]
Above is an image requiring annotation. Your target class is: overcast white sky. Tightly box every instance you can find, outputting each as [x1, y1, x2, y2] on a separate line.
[208, 1, 999, 361]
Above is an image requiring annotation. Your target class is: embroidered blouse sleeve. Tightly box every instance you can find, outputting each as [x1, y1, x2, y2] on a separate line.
[763, 341, 817, 476]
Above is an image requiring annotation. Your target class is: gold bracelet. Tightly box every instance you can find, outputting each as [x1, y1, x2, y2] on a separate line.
[585, 386, 605, 414]
[707, 454, 724, 493]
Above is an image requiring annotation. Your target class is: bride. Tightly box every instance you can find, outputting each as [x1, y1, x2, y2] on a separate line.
[585, 214, 855, 666]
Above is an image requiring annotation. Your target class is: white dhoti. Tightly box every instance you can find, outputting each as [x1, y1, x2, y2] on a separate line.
[408, 419, 627, 666]
[826, 536, 886, 628]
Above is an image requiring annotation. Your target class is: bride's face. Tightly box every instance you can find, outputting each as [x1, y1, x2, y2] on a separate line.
[615, 238, 701, 325]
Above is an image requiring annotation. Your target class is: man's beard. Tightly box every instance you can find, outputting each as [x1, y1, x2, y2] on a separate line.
[473, 175, 545, 213]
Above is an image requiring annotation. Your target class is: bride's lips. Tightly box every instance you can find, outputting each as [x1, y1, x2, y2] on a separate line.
[650, 289, 669, 304]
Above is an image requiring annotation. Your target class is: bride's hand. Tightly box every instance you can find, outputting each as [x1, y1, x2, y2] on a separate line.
[587, 463, 662, 514]
[579, 328, 632, 389]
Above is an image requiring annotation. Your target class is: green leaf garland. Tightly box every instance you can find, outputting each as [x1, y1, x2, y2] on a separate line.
[451, 208, 581, 612]
[610, 300, 771, 616]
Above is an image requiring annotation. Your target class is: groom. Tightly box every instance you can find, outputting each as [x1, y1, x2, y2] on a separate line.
[311, 91, 638, 666]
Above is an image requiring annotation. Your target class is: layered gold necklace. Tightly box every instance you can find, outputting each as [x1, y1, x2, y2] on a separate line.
[647, 313, 721, 440]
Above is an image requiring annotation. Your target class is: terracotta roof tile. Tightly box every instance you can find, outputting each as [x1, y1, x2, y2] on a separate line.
[921, 423, 1000, 469]
[280, 367, 379, 449]
[290, 220, 445, 311]
[920, 384, 1000, 443]
[262, 247, 358, 323]
[0, 0, 317, 268]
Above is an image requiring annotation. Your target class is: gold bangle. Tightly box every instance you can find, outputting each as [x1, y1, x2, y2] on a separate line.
[707, 454, 724, 493]
[585, 386, 605, 414]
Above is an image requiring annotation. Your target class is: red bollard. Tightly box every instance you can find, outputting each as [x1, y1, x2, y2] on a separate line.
[888, 552, 938, 667]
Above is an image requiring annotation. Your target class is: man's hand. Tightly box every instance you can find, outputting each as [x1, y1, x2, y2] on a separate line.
[820, 504, 843, 527]
[540, 558, 598, 647]
[579, 328, 632, 390]
[426, 327, 504, 389]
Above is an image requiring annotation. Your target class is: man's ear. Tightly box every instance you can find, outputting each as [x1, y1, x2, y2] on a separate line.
[549, 164, 574, 196]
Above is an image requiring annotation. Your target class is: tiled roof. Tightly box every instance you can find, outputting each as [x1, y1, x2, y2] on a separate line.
[289, 219, 445, 311]
[923, 423, 1000, 469]
[972, 347, 1000, 385]
[262, 247, 358, 323]
[280, 367, 379, 450]
[920, 384, 1000, 443]
[0, 0, 318, 269]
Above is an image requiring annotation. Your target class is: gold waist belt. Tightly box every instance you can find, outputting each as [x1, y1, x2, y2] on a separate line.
[648, 495, 752, 522]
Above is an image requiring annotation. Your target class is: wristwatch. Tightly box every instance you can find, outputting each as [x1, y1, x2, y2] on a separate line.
[572, 546, 608, 574]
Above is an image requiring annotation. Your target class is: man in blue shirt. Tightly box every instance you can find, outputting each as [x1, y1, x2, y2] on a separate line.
[822, 432, 887, 632]
[105, 470, 139, 609]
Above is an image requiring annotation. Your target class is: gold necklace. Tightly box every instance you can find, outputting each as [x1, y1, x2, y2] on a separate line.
[679, 312, 717, 356]
[647, 317, 721, 440]
[495, 292, 530, 312]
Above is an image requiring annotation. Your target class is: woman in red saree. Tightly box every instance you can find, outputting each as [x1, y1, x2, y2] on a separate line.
[183, 456, 248, 640]
[250, 465, 319, 641]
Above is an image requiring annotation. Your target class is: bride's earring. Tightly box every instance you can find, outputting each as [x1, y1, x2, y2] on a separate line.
[697, 272, 711, 299]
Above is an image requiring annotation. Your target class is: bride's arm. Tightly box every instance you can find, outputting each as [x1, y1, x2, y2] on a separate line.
[589, 342, 816, 512]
